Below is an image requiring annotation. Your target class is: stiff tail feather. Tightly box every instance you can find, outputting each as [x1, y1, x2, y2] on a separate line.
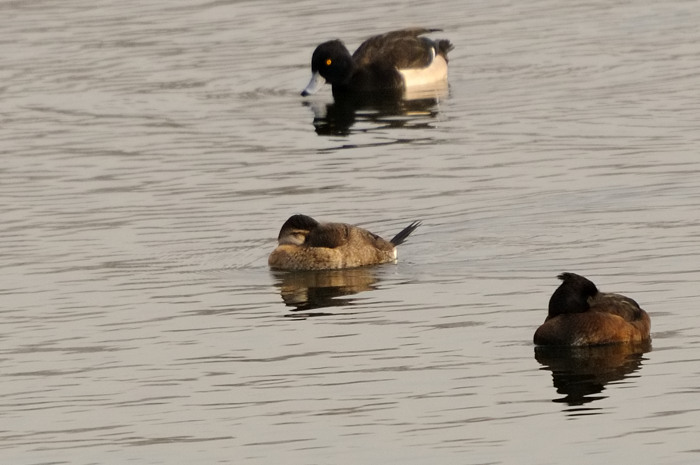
[390, 220, 422, 246]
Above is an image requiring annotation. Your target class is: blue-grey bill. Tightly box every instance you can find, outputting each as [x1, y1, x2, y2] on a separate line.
[301, 71, 325, 96]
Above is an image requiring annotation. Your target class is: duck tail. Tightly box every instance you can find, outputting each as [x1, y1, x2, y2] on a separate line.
[435, 39, 454, 61]
[390, 220, 422, 246]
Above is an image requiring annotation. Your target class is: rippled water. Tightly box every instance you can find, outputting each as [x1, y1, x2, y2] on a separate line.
[2, 0, 700, 463]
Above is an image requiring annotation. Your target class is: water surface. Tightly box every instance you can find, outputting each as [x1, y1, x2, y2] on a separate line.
[2, 0, 700, 464]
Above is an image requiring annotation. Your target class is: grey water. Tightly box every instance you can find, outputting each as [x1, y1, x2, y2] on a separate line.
[2, 0, 700, 464]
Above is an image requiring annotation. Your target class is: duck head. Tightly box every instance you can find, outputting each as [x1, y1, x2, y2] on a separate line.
[302, 40, 355, 96]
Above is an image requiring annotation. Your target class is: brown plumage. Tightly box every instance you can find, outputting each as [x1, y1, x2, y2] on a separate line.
[351, 28, 453, 69]
[533, 273, 651, 346]
[268, 214, 421, 271]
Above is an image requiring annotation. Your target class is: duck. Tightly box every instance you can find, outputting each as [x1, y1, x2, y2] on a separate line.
[533, 273, 651, 346]
[268, 214, 421, 270]
[301, 28, 453, 100]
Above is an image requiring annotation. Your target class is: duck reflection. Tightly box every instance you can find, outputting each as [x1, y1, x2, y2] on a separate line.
[535, 342, 651, 409]
[271, 267, 380, 317]
[304, 86, 447, 136]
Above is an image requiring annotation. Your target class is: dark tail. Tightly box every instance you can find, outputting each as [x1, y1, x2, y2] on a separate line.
[435, 39, 454, 61]
[390, 220, 422, 246]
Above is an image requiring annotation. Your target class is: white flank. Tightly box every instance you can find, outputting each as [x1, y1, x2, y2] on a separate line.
[398, 54, 448, 89]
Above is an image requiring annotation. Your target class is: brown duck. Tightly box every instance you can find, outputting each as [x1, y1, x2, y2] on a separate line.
[268, 214, 421, 271]
[534, 273, 651, 346]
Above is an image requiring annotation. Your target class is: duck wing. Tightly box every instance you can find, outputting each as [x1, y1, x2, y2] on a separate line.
[305, 222, 351, 248]
[591, 292, 646, 322]
[352, 28, 445, 69]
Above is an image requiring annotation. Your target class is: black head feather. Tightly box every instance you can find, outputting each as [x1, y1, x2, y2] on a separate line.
[547, 272, 599, 318]
[278, 214, 319, 239]
[311, 40, 355, 84]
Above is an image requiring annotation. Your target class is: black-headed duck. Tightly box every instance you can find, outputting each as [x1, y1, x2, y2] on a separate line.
[268, 214, 421, 271]
[301, 28, 453, 100]
[534, 273, 651, 346]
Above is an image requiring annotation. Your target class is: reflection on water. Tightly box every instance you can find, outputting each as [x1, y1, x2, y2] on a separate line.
[535, 342, 651, 413]
[305, 87, 447, 136]
[271, 267, 381, 317]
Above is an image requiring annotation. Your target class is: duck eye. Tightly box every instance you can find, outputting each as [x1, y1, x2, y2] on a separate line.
[325, 58, 332, 66]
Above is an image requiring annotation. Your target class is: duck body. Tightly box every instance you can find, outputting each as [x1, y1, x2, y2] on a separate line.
[533, 273, 651, 346]
[301, 28, 453, 100]
[268, 214, 421, 271]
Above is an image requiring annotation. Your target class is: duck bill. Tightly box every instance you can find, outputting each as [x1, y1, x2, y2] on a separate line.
[301, 71, 325, 96]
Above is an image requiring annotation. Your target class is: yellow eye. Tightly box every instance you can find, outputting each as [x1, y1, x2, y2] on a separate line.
[325, 58, 332, 66]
